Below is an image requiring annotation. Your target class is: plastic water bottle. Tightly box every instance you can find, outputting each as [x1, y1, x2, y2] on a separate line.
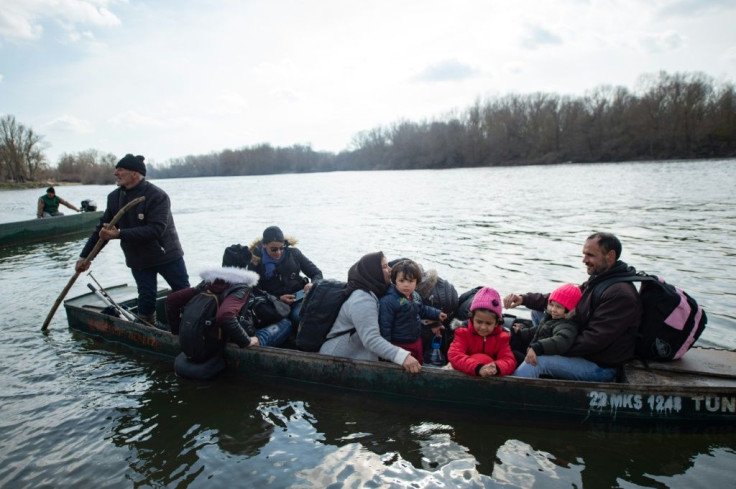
[429, 336, 446, 366]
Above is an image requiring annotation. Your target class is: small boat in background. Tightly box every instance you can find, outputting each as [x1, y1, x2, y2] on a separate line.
[62, 284, 736, 426]
[0, 208, 102, 248]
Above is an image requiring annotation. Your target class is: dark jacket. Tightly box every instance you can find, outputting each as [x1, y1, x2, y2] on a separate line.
[80, 180, 185, 270]
[523, 261, 641, 367]
[527, 315, 580, 356]
[248, 240, 322, 297]
[378, 284, 442, 343]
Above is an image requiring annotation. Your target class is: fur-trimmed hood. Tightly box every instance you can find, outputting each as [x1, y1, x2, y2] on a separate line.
[248, 236, 298, 266]
[199, 266, 260, 286]
[416, 268, 439, 298]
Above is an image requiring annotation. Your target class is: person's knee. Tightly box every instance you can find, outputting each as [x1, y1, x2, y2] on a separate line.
[257, 319, 292, 347]
[512, 362, 538, 378]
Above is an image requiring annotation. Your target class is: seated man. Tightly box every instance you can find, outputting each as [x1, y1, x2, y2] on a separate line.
[503, 232, 641, 382]
[248, 225, 323, 328]
[37, 186, 79, 218]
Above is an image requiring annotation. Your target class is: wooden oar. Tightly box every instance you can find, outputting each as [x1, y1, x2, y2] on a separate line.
[41, 196, 145, 331]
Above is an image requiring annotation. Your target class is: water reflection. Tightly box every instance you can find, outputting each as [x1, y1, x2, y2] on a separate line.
[108, 377, 275, 487]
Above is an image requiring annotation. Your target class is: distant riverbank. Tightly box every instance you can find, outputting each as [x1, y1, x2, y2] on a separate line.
[0, 181, 78, 190]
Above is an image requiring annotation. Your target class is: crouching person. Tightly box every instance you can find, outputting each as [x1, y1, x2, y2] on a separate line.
[167, 244, 259, 380]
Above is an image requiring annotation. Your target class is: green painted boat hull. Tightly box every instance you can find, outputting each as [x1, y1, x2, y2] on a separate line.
[62, 285, 736, 425]
[0, 211, 102, 247]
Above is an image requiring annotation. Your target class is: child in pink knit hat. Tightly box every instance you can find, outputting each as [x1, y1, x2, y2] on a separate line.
[447, 287, 516, 377]
[512, 283, 582, 378]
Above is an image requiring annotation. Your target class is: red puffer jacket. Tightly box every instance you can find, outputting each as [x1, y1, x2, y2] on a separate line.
[448, 321, 517, 376]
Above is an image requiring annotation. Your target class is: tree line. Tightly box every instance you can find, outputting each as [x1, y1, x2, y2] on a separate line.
[2, 71, 735, 185]
[152, 71, 736, 178]
[0, 114, 118, 185]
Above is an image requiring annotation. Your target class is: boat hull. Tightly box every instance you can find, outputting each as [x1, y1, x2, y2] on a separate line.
[62, 285, 736, 424]
[1, 211, 102, 247]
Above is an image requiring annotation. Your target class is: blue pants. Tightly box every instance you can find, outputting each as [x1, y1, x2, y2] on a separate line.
[131, 257, 190, 316]
[512, 355, 618, 382]
[289, 300, 303, 327]
[256, 318, 292, 347]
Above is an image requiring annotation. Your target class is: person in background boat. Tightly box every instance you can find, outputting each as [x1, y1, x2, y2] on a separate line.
[378, 259, 447, 364]
[248, 225, 323, 328]
[447, 287, 517, 377]
[511, 283, 582, 377]
[319, 251, 422, 374]
[503, 232, 641, 382]
[75, 154, 190, 326]
[37, 186, 79, 218]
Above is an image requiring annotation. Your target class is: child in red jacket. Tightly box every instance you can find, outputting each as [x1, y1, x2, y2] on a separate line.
[448, 287, 516, 377]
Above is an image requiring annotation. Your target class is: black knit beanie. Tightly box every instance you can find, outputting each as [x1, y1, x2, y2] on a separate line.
[262, 226, 284, 244]
[116, 154, 146, 176]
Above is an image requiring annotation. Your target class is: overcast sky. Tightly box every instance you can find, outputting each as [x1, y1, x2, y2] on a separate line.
[1, 0, 735, 166]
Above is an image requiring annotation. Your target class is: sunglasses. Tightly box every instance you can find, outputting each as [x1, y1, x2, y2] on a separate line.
[268, 246, 285, 252]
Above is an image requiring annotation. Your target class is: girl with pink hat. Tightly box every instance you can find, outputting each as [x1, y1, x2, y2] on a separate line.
[447, 287, 517, 377]
[512, 283, 582, 378]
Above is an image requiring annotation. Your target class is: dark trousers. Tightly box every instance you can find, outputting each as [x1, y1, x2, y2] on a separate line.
[131, 257, 190, 316]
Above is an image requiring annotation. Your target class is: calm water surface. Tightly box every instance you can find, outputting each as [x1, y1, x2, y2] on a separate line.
[1, 160, 735, 488]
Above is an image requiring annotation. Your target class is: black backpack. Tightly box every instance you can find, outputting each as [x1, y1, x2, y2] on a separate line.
[178, 290, 223, 363]
[592, 272, 707, 361]
[296, 279, 350, 351]
[456, 286, 483, 321]
[246, 288, 291, 328]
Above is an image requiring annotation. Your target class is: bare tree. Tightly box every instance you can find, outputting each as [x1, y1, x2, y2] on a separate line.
[0, 115, 47, 182]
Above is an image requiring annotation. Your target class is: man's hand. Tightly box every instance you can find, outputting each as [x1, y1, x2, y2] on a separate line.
[503, 293, 524, 309]
[99, 225, 121, 240]
[75, 258, 90, 273]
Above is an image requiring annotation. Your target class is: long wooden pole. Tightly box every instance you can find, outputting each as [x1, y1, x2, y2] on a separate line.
[41, 196, 146, 331]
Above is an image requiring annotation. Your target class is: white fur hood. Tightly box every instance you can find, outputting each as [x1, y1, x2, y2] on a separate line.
[198, 266, 260, 286]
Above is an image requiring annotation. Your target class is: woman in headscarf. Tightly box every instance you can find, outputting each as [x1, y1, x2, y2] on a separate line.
[319, 251, 422, 374]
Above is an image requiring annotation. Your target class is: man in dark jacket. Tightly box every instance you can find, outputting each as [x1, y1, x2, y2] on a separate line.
[75, 154, 190, 325]
[503, 232, 641, 381]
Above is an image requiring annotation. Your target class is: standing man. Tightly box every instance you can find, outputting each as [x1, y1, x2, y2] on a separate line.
[37, 186, 79, 218]
[76, 154, 189, 325]
[503, 232, 641, 381]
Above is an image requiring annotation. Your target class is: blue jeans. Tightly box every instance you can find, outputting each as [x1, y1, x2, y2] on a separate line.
[511, 355, 618, 382]
[256, 318, 292, 347]
[289, 300, 303, 326]
[531, 309, 545, 327]
[131, 257, 190, 316]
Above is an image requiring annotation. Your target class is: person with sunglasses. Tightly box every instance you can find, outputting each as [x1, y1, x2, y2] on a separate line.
[248, 225, 323, 333]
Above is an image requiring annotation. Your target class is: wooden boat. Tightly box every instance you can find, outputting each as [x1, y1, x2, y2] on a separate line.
[0, 211, 103, 247]
[62, 284, 736, 425]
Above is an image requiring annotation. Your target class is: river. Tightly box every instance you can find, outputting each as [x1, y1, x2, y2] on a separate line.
[1, 160, 735, 488]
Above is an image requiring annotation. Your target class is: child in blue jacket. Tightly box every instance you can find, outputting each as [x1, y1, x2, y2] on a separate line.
[379, 259, 447, 363]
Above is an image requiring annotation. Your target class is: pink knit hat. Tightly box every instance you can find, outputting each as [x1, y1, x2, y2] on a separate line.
[549, 283, 582, 312]
[469, 287, 503, 319]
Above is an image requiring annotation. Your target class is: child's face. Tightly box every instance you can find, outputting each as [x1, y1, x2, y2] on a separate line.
[547, 300, 567, 320]
[394, 271, 417, 297]
[471, 309, 500, 337]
